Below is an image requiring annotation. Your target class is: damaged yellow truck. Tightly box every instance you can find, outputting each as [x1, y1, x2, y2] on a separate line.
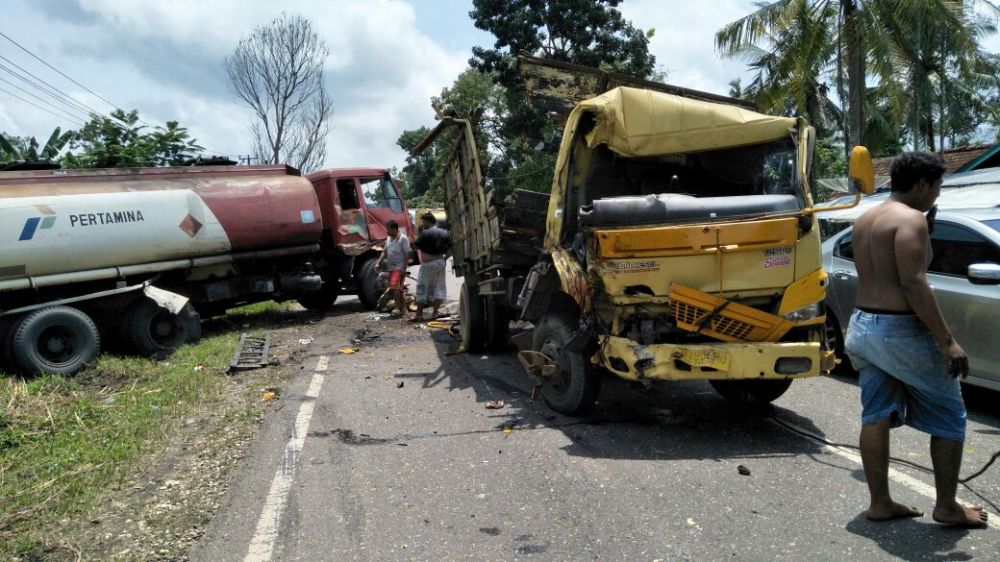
[417, 80, 872, 415]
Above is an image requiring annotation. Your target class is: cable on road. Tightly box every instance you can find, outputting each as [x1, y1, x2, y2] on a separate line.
[768, 414, 999, 484]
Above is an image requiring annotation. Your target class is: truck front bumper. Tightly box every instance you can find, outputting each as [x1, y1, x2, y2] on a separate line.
[596, 336, 835, 382]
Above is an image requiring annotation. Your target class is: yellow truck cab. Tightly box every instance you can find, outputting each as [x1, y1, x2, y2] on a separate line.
[417, 82, 872, 416]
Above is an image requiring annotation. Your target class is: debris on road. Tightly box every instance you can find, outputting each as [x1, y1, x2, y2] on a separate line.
[339, 347, 359, 355]
[738, 465, 751, 476]
[298, 336, 314, 345]
[229, 334, 271, 371]
[397, 381, 405, 388]
[445, 346, 465, 356]
[352, 328, 382, 345]
[484, 400, 505, 409]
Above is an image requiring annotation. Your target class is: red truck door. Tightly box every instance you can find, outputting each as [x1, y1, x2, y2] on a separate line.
[359, 174, 412, 241]
[328, 177, 370, 247]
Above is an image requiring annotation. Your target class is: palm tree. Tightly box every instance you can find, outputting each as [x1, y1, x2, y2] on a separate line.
[717, 0, 839, 133]
[716, 0, 993, 156]
[874, 1, 1000, 149]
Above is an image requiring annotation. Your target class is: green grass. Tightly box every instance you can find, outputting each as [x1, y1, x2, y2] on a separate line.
[0, 301, 291, 558]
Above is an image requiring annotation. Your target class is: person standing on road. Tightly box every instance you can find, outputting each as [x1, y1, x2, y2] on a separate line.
[844, 151, 987, 528]
[376, 220, 410, 318]
[411, 212, 451, 322]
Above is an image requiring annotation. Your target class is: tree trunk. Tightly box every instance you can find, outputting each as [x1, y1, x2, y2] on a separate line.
[842, 0, 864, 153]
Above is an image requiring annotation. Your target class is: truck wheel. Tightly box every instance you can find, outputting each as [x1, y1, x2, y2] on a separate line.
[357, 257, 383, 310]
[10, 306, 100, 376]
[297, 283, 339, 310]
[532, 313, 602, 415]
[126, 299, 197, 358]
[460, 279, 487, 353]
[709, 379, 792, 404]
[485, 299, 510, 351]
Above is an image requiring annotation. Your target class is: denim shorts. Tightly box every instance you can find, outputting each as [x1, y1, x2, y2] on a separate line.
[844, 310, 966, 442]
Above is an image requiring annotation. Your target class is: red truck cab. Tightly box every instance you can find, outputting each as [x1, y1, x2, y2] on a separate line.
[305, 168, 413, 308]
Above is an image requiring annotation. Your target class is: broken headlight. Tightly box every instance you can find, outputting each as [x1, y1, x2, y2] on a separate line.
[783, 302, 822, 322]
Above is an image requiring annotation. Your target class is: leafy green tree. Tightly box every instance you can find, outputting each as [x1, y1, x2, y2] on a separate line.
[398, 68, 512, 207]
[469, 0, 656, 190]
[396, 127, 436, 201]
[62, 110, 203, 168]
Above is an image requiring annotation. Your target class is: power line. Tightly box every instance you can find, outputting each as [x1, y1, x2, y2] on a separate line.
[0, 85, 86, 127]
[0, 30, 228, 159]
[0, 73, 90, 122]
[0, 29, 122, 115]
[0, 54, 106, 118]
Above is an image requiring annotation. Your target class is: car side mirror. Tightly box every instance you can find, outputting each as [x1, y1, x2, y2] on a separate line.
[848, 146, 875, 195]
[968, 263, 1000, 285]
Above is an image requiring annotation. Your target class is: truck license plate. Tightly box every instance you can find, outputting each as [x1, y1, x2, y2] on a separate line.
[683, 348, 730, 370]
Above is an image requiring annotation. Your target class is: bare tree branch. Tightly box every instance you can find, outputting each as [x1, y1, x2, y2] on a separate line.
[224, 12, 333, 172]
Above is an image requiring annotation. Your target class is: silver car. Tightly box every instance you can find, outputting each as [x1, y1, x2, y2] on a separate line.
[821, 208, 1000, 391]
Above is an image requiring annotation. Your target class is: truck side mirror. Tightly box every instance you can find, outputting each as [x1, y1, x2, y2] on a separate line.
[848, 146, 875, 195]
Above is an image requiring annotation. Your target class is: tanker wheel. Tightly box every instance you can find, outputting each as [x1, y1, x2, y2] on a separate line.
[356, 257, 383, 310]
[531, 312, 602, 416]
[459, 279, 486, 353]
[11, 306, 100, 376]
[126, 299, 198, 358]
[709, 379, 792, 404]
[485, 298, 510, 351]
[297, 282, 340, 311]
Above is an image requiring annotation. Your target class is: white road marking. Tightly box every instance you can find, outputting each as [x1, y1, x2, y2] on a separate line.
[245, 355, 330, 562]
[769, 418, 998, 530]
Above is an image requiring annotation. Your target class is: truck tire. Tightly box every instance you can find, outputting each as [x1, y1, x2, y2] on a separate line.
[357, 257, 382, 310]
[297, 283, 339, 310]
[532, 312, 602, 415]
[459, 279, 487, 353]
[709, 379, 792, 404]
[485, 298, 510, 351]
[10, 306, 100, 376]
[126, 299, 198, 358]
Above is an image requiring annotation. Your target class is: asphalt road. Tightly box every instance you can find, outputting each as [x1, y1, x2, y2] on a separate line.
[193, 265, 1000, 561]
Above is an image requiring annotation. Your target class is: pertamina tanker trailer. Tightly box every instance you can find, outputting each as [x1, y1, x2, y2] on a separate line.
[0, 164, 413, 376]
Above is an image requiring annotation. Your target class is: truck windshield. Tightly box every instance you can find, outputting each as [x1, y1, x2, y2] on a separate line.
[583, 137, 800, 202]
[361, 176, 403, 213]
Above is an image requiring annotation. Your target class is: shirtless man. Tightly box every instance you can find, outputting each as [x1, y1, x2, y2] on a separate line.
[844, 151, 987, 528]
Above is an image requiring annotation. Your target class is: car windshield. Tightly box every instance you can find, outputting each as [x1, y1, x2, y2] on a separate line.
[984, 219, 1000, 234]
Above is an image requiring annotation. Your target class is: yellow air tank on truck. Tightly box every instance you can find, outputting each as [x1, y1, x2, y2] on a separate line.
[417, 80, 873, 415]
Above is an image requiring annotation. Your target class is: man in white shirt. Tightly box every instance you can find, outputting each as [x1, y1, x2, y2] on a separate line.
[376, 220, 410, 318]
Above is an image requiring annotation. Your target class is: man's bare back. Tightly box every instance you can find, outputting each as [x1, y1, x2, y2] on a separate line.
[853, 201, 931, 313]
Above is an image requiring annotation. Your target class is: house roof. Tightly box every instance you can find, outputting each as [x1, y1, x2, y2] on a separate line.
[871, 145, 993, 177]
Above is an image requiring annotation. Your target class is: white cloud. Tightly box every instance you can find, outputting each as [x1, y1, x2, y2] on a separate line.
[1, 0, 466, 169]
[620, 0, 757, 95]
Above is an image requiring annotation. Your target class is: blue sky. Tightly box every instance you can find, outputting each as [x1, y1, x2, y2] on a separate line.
[1, 1, 997, 171]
